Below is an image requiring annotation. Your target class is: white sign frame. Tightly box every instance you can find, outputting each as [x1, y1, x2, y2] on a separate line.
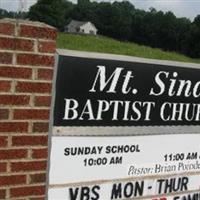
[46, 49, 200, 200]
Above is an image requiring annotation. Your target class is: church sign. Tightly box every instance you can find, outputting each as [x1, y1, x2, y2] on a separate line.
[47, 49, 200, 200]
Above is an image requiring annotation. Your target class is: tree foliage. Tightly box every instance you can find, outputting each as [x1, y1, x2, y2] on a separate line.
[28, 0, 74, 30]
[0, 8, 27, 19]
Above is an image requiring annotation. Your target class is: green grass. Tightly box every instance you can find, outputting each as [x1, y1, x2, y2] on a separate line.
[57, 33, 200, 64]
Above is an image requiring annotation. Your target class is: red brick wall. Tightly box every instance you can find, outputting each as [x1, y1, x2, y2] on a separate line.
[0, 18, 57, 200]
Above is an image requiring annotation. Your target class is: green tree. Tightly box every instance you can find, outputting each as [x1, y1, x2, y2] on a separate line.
[28, 0, 74, 30]
[187, 15, 200, 57]
[0, 8, 27, 19]
[112, 1, 135, 40]
[71, 0, 95, 21]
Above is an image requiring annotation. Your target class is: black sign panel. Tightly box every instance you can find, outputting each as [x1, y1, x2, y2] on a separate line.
[53, 53, 200, 126]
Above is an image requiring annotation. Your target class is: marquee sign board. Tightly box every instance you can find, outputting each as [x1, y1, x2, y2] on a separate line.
[47, 49, 200, 200]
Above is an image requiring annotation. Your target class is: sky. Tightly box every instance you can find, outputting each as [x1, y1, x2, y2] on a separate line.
[0, 0, 199, 21]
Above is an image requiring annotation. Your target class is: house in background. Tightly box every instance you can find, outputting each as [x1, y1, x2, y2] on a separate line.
[65, 20, 98, 35]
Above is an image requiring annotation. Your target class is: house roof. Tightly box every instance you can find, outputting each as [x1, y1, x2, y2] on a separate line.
[68, 20, 87, 27]
[67, 20, 97, 30]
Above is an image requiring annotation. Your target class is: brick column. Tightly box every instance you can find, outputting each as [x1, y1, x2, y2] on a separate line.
[0, 18, 57, 200]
